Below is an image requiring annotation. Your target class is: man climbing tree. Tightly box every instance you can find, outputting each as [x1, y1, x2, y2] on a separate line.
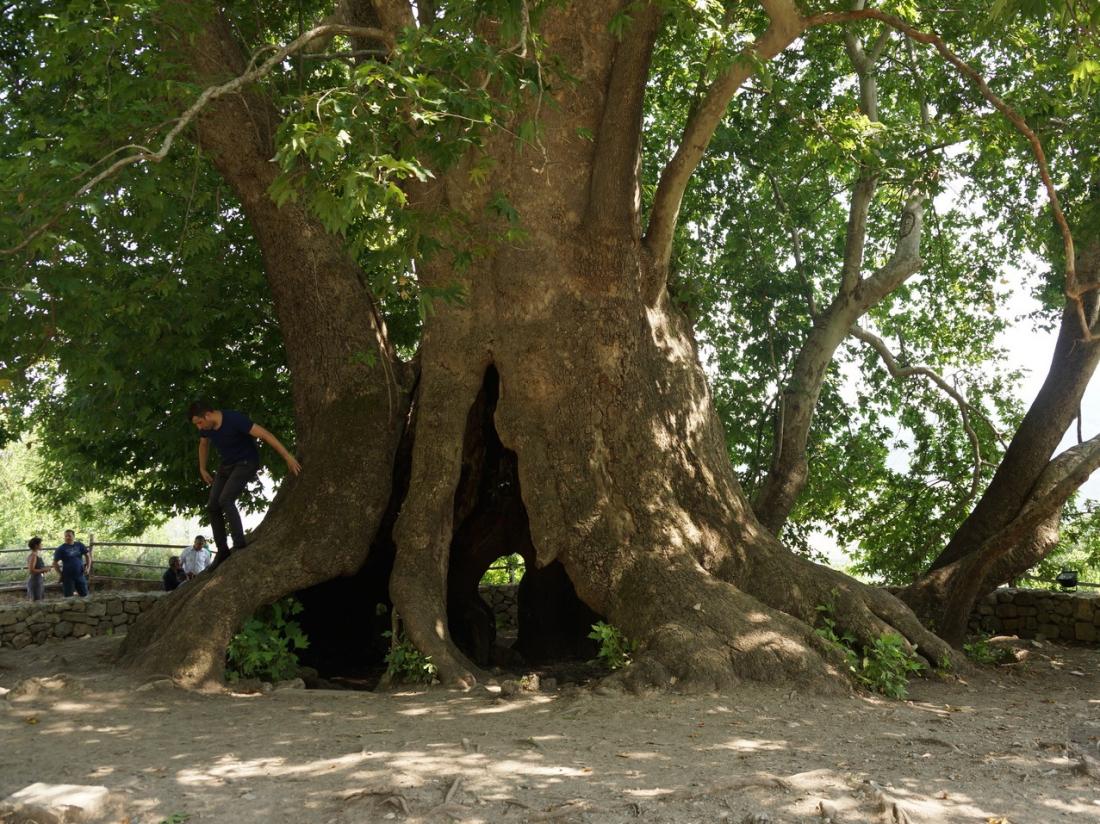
[188, 401, 302, 568]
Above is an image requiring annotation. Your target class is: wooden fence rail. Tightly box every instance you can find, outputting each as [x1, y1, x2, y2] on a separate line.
[0, 538, 525, 592]
[0, 536, 176, 593]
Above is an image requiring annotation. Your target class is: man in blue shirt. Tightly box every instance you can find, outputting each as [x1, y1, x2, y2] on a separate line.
[187, 401, 301, 568]
[52, 529, 90, 597]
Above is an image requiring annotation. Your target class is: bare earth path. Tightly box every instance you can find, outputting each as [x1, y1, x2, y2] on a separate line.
[1, 635, 1099, 823]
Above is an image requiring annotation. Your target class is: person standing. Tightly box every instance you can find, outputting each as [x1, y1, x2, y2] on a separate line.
[52, 529, 89, 597]
[187, 401, 301, 569]
[26, 537, 49, 601]
[180, 535, 212, 579]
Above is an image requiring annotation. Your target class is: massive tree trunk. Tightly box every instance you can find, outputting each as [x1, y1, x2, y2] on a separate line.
[900, 246, 1100, 643]
[118, 4, 411, 684]
[119, 0, 959, 690]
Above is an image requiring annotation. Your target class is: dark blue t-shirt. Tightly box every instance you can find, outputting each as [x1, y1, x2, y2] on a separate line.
[199, 409, 260, 465]
[54, 542, 88, 578]
[163, 568, 184, 591]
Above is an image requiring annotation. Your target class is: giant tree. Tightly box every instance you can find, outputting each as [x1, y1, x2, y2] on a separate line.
[10, 0, 1052, 687]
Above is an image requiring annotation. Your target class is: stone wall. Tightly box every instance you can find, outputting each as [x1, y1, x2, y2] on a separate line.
[0, 592, 164, 649]
[970, 588, 1100, 642]
[8, 585, 1094, 652]
[480, 584, 518, 632]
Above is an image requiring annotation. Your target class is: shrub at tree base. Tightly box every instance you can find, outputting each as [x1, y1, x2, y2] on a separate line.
[383, 628, 438, 685]
[815, 602, 925, 699]
[225, 596, 309, 683]
[588, 621, 638, 671]
[963, 634, 1016, 666]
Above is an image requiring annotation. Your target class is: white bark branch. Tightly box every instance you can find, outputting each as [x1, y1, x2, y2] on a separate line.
[850, 324, 996, 500]
[2, 23, 394, 257]
[802, 7, 1093, 341]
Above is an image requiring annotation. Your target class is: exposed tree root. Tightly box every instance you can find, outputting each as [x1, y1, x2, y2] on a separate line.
[724, 543, 965, 674]
[602, 555, 850, 693]
[867, 780, 920, 824]
[522, 799, 604, 821]
[656, 772, 793, 800]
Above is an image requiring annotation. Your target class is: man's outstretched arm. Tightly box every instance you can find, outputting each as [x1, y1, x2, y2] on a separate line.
[250, 424, 302, 475]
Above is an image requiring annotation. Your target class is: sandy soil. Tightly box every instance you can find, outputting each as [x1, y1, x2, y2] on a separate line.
[1, 634, 1099, 824]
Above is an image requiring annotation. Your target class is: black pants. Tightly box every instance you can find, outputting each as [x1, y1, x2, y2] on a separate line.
[206, 462, 259, 553]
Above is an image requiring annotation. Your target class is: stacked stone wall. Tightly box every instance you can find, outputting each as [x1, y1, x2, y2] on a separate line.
[480, 584, 518, 632]
[0, 592, 163, 649]
[9, 585, 1095, 652]
[970, 588, 1100, 642]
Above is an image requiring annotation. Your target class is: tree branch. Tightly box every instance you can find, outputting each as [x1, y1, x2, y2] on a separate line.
[586, 2, 664, 237]
[763, 171, 816, 318]
[839, 176, 878, 294]
[961, 433, 1100, 593]
[1, 23, 394, 257]
[803, 7, 1092, 341]
[644, 0, 805, 285]
[749, 22, 920, 531]
[850, 324, 997, 501]
[856, 195, 924, 305]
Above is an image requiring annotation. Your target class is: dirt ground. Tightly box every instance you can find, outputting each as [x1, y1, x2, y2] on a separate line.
[1, 634, 1099, 824]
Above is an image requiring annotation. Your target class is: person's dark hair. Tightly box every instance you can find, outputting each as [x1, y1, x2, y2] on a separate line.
[187, 400, 214, 419]
[28, 537, 42, 550]
[169, 555, 181, 567]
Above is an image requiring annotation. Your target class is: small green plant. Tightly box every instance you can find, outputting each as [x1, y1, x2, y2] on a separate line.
[159, 813, 191, 824]
[963, 634, 1015, 666]
[383, 629, 438, 684]
[226, 596, 309, 683]
[858, 633, 926, 699]
[815, 599, 924, 699]
[588, 621, 637, 670]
